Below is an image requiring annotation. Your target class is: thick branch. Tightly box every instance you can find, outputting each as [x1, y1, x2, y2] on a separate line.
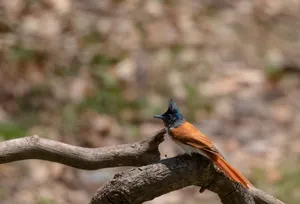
[90, 154, 285, 204]
[0, 129, 166, 169]
[90, 154, 255, 204]
[0, 128, 285, 204]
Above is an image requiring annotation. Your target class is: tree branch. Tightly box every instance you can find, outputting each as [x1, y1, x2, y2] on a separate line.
[0, 128, 285, 204]
[89, 154, 255, 204]
[249, 187, 285, 204]
[90, 154, 285, 204]
[0, 129, 166, 169]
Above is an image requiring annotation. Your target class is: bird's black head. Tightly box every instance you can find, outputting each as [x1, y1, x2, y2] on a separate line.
[154, 99, 185, 128]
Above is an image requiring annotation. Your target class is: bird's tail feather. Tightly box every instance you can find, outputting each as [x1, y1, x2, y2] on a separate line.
[212, 154, 252, 189]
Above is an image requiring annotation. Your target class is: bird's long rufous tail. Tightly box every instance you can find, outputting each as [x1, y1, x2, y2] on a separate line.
[208, 152, 252, 189]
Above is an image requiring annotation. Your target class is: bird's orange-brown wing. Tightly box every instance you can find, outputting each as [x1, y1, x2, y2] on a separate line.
[169, 122, 220, 155]
[169, 122, 252, 188]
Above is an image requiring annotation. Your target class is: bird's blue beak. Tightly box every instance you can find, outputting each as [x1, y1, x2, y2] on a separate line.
[154, 114, 165, 120]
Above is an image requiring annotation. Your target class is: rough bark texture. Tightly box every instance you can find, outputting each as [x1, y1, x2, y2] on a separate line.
[0, 129, 166, 169]
[89, 154, 256, 204]
[0, 129, 285, 204]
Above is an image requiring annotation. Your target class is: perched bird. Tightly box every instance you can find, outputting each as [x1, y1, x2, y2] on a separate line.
[154, 99, 252, 189]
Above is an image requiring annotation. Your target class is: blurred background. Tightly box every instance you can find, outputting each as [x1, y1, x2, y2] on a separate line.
[0, 0, 300, 203]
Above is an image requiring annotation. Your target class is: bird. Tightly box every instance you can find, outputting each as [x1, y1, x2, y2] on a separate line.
[154, 99, 252, 189]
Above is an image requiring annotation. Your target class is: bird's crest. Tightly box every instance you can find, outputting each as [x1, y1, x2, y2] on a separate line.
[167, 99, 180, 114]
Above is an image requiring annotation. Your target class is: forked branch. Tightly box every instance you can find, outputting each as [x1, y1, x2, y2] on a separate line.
[90, 154, 284, 204]
[0, 129, 285, 204]
[90, 154, 256, 204]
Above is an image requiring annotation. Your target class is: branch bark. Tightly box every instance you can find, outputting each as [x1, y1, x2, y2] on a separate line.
[0, 128, 285, 204]
[90, 155, 285, 204]
[0, 129, 166, 169]
[90, 154, 256, 204]
[249, 187, 285, 204]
